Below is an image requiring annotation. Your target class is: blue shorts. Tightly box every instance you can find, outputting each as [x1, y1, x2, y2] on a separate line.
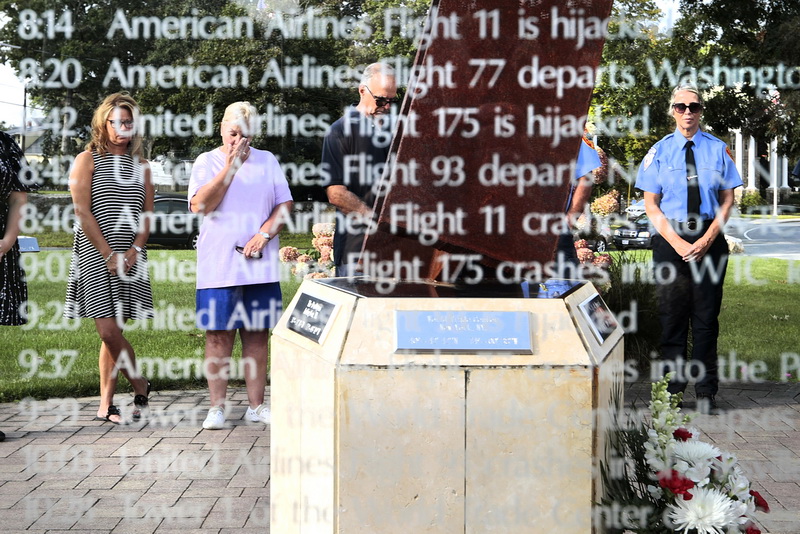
[196, 283, 282, 331]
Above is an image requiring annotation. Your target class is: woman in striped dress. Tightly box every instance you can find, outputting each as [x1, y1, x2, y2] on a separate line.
[65, 93, 153, 424]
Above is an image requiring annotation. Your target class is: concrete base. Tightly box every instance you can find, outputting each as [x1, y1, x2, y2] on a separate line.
[270, 278, 623, 533]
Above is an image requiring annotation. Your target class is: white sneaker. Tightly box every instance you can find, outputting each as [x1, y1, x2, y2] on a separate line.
[245, 404, 271, 424]
[202, 406, 225, 430]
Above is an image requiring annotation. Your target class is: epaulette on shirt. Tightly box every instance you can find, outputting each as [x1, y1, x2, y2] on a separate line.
[698, 131, 735, 161]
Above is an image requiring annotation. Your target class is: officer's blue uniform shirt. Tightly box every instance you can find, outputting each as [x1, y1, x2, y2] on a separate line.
[564, 139, 602, 210]
[635, 129, 743, 221]
[576, 138, 601, 179]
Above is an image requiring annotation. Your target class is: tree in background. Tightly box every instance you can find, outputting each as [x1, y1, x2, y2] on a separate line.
[587, 0, 800, 199]
[668, 0, 800, 161]
[4, 0, 799, 189]
[588, 0, 670, 201]
[1, 0, 163, 156]
[0, 0, 415, 194]
[590, 0, 669, 165]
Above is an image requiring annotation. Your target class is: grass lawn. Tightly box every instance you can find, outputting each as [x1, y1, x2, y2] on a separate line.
[34, 227, 316, 250]
[604, 250, 800, 384]
[1, 246, 798, 402]
[717, 255, 800, 383]
[1, 247, 304, 403]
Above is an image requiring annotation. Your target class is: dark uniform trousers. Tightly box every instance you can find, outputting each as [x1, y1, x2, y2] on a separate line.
[652, 220, 729, 396]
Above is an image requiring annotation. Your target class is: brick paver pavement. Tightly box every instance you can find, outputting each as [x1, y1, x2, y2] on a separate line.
[1, 381, 798, 533]
[625, 381, 800, 534]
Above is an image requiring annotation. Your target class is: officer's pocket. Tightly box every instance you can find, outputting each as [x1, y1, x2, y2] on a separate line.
[699, 168, 724, 192]
[660, 167, 685, 196]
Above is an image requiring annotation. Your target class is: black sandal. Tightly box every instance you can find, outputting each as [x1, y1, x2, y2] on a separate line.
[95, 404, 124, 425]
[132, 379, 151, 421]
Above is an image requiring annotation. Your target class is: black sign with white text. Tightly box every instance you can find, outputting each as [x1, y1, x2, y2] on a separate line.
[287, 292, 337, 344]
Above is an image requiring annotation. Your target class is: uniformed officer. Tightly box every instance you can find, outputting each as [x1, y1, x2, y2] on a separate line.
[635, 83, 743, 413]
[556, 136, 602, 269]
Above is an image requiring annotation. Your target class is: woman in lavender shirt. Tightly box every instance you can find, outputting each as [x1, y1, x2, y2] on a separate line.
[189, 102, 293, 430]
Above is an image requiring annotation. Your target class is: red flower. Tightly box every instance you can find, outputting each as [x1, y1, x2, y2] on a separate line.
[657, 470, 695, 500]
[673, 428, 693, 441]
[750, 490, 770, 513]
[744, 522, 762, 534]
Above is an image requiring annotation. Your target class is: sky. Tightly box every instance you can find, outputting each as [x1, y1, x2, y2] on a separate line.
[0, 63, 29, 128]
[0, 0, 680, 129]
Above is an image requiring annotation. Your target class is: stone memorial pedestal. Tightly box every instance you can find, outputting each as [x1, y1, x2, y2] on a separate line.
[270, 278, 623, 533]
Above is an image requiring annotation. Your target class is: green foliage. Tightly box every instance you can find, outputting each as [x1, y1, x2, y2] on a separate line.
[1, 247, 798, 401]
[602, 250, 661, 373]
[587, 0, 800, 210]
[601, 251, 800, 383]
[0, 0, 404, 165]
[718, 256, 800, 379]
[739, 190, 765, 211]
[669, 0, 800, 159]
[1, 250, 202, 402]
[356, 0, 429, 63]
[590, 0, 672, 165]
[598, 403, 667, 533]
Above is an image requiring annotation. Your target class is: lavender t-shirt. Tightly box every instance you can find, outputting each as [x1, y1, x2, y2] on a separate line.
[188, 147, 292, 289]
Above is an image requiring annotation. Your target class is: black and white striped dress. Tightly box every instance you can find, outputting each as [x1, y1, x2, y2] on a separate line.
[64, 152, 153, 320]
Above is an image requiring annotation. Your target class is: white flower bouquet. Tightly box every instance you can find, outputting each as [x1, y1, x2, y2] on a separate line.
[598, 373, 769, 533]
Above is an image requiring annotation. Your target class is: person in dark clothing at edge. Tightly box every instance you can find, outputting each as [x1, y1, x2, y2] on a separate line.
[321, 63, 398, 276]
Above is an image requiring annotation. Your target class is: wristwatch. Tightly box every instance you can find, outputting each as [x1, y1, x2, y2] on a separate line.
[259, 232, 271, 241]
[132, 244, 143, 253]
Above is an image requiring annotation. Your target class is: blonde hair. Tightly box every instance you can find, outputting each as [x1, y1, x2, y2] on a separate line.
[86, 92, 143, 157]
[221, 101, 259, 137]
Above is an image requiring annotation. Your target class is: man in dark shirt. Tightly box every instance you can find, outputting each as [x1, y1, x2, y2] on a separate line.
[322, 63, 398, 276]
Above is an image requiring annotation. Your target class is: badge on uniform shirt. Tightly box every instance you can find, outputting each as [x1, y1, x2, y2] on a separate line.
[643, 146, 656, 169]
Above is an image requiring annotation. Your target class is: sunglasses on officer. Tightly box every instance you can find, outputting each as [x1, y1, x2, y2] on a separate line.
[672, 102, 704, 114]
[364, 85, 399, 107]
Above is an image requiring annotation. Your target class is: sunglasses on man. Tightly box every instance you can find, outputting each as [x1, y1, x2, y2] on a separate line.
[672, 102, 704, 114]
[365, 85, 400, 107]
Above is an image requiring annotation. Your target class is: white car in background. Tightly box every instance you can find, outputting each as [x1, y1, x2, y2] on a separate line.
[625, 199, 646, 218]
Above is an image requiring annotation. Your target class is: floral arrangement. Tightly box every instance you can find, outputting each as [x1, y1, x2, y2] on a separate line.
[599, 373, 769, 533]
[571, 239, 614, 295]
[582, 135, 609, 185]
[573, 239, 613, 269]
[577, 246, 597, 264]
[310, 222, 334, 263]
[591, 189, 621, 216]
[593, 145, 609, 185]
[725, 235, 745, 255]
[279, 222, 335, 279]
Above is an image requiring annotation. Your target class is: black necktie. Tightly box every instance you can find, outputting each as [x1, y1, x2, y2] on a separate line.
[685, 140, 701, 219]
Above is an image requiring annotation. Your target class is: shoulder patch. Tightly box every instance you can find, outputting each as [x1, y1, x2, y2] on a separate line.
[725, 145, 734, 160]
[643, 146, 656, 170]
